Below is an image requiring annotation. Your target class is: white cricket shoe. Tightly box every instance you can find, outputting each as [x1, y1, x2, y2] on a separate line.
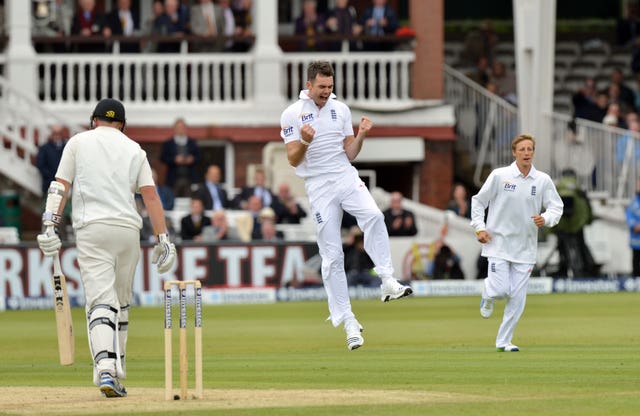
[344, 319, 364, 350]
[480, 297, 494, 319]
[380, 278, 413, 302]
[99, 371, 127, 398]
[497, 344, 519, 352]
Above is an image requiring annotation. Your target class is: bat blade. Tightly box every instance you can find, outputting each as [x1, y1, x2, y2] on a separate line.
[53, 254, 74, 366]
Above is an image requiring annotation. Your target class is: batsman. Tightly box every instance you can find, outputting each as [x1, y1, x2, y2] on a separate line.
[37, 98, 177, 398]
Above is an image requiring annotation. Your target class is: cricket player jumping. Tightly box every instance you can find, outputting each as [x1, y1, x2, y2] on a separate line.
[471, 134, 563, 352]
[37, 98, 176, 397]
[280, 61, 412, 350]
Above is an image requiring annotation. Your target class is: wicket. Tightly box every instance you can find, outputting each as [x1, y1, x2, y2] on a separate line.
[164, 280, 203, 400]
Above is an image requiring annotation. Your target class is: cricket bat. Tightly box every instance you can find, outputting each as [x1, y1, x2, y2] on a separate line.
[52, 253, 74, 365]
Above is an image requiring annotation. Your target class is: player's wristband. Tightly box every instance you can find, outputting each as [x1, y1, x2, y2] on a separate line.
[42, 211, 62, 226]
[475, 230, 484, 235]
[300, 138, 310, 146]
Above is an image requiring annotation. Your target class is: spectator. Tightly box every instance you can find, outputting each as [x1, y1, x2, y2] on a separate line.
[432, 243, 465, 280]
[137, 198, 175, 242]
[609, 68, 636, 113]
[343, 226, 379, 287]
[572, 79, 609, 122]
[490, 60, 517, 104]
[180, 198, 210, 241]
[103, 0, 140, 53]
[383, 191, 418, 236]
[294, 0, 327, 51]
[190, 0, 225, 52]
[271, 182, 307, 224]
[447, 183, 471, 219]
[160, 118, 201, 197]
[218, 0, 236, 51]
[151, 168, 175, 210]
[142, 0, 164, 52]
[36, 125, 71, 240]
[616, 116, 640, 164]
[36, 125, 68, 196]
[195, 164, 229, 210]
[359, 0, 399, 51]
[553, 169, 598, 277]
[71, 0, 106, 53]
[616, 1, 640, 47]
[233, 168, 275, 210]
[461, 19, 499, 66]
[466, 56, 490, 87]
[153, 0, 189, 53]
[625, 176, 640, 276]
[231, 0, 252, 52]
[33, 0, 74, 52]
[258, 207, 284, 241]
[603, 102, 626, 128]
[201, 209, 237, 241]
[325, 0, 362, 51]
[234, 195, 263, 241]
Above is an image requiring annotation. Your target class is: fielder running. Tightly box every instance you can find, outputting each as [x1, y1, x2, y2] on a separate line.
[37, 98, 176, 397]
[470, 134, 563, 352]
[280, 60, 412, 350]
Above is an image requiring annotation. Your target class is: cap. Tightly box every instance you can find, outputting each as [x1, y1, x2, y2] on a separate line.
[91, 98, 126, 123]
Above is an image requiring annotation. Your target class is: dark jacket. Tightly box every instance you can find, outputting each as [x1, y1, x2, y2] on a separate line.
[103, 8, 140, 52]
[160, 137, 202, 188]
[383, 208, 418, 236]
[180, 214, 211, 241]
[195, 182, 230, 210]
[36, 141, 66, 194]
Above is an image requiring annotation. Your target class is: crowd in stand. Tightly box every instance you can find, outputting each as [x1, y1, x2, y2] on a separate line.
[24, 0, 408, 54]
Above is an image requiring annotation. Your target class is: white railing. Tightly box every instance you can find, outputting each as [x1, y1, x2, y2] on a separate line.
[444, 63, 640, 202]
[443, 64, 519, 187]
[36, 52, 254, 106]
[0, 76, 84, 196]
[282, 52, 415, 107]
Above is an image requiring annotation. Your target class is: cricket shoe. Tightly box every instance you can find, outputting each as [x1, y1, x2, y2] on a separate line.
[480, 297, 494, 319]
[380, 278, 413, 302]
[99, 372, 128, 398]
[497, 344, 520, 352]
[344, 319, 364, 350]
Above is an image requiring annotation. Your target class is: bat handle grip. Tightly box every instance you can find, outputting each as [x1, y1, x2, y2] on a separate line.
[53, 252, 62, 275]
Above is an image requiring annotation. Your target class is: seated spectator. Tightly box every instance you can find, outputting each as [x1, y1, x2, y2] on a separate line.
[195, 164, 229, 210]
[151, 168, 175, 210]
[234, 194, 263, 241]
[153, 0, 189, 53]
[258, 207, 284, 241]
[160, 118, 201, 197]
[218, 0, 237, 51]
[103, 0, 140, 53]
[71, 0, 106, 53]
[294, 0, 328, 51]
[343, 226, 379, 287]
[202, 209, 239, 241]
[432, 243, 465, 280]
[603, 102, 627, 129]
[142, 0, 164, 52]
[490, 60, 517, 104]
[461, 19, 499, 66]
[359, 0, 399, 51]
[616, 116, 640, 164]
[190, 0, 225, 52]
[233, 167, 275, 210]
[609, 68, 636, 113]
[271, 182, 307, 224]
[33, 0, 74, 52]
[383, 191, 417, 236]
[180, 198, 211, 241]
[572, 79, 608, 122]
[325, 0, 362, 51]
[231, 0, 253, 52]
[446, 183, 471, 219]
[138, 199, 176, 242]
[466, 56, 490, 87]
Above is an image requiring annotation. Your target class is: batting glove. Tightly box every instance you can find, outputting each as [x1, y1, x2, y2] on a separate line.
[152, 233, 176, 274]
[37, 232, 61, 257]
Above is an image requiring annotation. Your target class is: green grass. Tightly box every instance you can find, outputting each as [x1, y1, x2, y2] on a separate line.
[1, 292, 639, 415]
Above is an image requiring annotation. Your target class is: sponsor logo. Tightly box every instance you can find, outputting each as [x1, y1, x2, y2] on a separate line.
[331, 109, 337, 121]
[531, 186, 537, 196]
[105, 110, 115, 118]
[314, 212, 323, 224]
[301, 113, 314, 123]
[282, 126, 294, 137]
[490, 262, 496, 273]
[503, 181, 517, 192]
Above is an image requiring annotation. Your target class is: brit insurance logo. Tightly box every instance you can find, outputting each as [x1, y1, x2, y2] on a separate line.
[331, 109, 337, 121]
[503, 181, 516, 192]
[300, 113, 314, 123]
[282, 126, 294, 137]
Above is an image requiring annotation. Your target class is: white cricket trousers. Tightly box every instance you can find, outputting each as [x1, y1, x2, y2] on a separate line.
[484, 257, 533, 348]
[305, 167, 394, 327]
[76, 223, 140, 381]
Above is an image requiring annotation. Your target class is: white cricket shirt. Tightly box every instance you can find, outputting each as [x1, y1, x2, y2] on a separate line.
[55, 126, 154, 230]
[470, 162, 563, 264]
[280, 90, 354, 179]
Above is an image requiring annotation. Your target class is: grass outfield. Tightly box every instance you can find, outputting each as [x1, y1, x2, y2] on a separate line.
[0, 292, 639, 415]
